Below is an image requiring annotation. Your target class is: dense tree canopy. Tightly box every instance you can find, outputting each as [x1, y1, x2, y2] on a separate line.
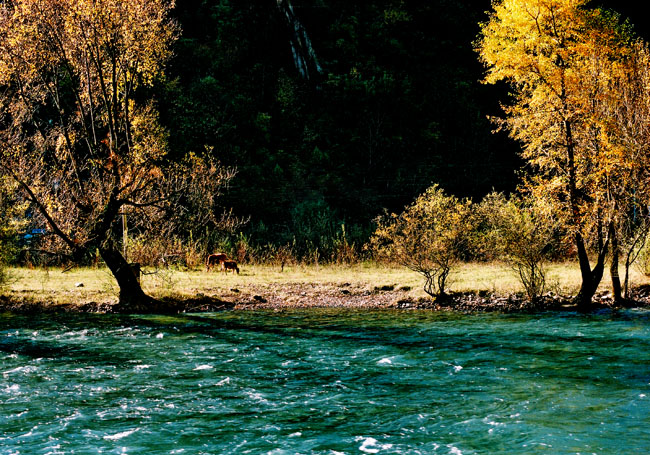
[477, 0, 650, 307]
[0, 0, 232, 308]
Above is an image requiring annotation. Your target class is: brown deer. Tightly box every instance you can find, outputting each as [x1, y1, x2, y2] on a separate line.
[206, 253, 228, 271]
[221, 260, 240, 274]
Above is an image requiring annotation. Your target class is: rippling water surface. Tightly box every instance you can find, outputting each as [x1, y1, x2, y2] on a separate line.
[2, 309, 650, 454]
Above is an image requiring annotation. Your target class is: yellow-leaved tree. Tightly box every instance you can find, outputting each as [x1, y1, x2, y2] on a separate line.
[0, 0, 233, 310]
[594, 40, 650, 302]
[476, 0, 643, 308]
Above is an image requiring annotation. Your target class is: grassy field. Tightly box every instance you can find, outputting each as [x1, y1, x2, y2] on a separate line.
[3, 261, 649, 306]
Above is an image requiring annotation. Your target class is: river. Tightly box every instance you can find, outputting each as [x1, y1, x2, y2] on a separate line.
[1, 309, 650, 454]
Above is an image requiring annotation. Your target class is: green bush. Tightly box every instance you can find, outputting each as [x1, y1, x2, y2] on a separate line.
[476, 192, 560, 300]
[369, 184, 473, 297]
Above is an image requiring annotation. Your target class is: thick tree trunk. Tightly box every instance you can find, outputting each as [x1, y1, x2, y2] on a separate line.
[573, 232, 608, 310]
[99, 244, 155, 311]
[564, 120, 609, 310]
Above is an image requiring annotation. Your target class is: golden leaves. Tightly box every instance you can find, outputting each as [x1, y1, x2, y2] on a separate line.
[0, 0, 180, 256]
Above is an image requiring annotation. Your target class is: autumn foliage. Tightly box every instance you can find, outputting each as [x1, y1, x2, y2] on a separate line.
[370, 185, 473, 298]
[476, 192, 562, 300]
[0, 0, 232, 308]
[477, 0, 650, 307]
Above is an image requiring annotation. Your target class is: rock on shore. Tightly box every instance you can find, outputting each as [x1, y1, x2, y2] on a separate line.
[2, 282, 650, 314]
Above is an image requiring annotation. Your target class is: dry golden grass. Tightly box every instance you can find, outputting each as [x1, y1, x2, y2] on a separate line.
[3, 261, 649, 305]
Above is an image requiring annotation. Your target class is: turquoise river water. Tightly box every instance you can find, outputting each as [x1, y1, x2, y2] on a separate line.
[1, 309, 650, 454]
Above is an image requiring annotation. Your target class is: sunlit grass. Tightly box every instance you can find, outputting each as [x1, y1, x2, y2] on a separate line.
[4, 260, 649, 305]
[451, 261, 636, 297]
[5, 266, 119, 305]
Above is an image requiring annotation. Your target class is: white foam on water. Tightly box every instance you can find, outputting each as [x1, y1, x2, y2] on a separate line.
[134, 364, 152, 370]
[330, 380, 349, 390]
[357, 437, 393, 454]
[8, 410, 28, 420]
[103, 428, 138, 441]
[448, 445, 463, 455]
[60, 411, 83, 430]
[377, 357, 392, 365]
[483, 416, 506, 427]
[288, 432, 302, 437]
[193, 364, 213, 371]
[3, 367, 24, 376]
[18, 426, 37, 439]
[244, 389, 270, 404]
[216, 377, 231, 386]
[4, 384, 20, 394]
[3, 365, 37, 377]
[443, 362, 463, 374]
[44, 443, 64, 455]
[156, 333, 164, 339]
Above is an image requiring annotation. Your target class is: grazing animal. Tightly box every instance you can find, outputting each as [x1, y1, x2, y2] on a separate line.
[206, 253, 228, 271]
[221, 260, 240, 274]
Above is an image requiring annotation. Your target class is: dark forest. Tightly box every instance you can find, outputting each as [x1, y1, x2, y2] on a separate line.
[159, 0, 648, 250]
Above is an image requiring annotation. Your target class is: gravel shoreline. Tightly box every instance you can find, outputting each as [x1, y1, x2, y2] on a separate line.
[2, 282, 650, 314]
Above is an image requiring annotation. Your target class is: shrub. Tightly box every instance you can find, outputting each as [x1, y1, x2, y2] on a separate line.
[369, 184, 473, 297]
[330, 224, 360, 265]
[476, 192, 560, 300]
[125, 233, 208, 269]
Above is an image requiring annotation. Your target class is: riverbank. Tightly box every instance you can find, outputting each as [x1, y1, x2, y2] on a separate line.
[2, 263, 650, 314]
[3, 281, 650, 315]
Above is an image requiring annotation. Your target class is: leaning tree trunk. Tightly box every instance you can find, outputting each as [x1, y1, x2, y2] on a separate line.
[99, 244, 155, 311]
[573, 232, 608, 310]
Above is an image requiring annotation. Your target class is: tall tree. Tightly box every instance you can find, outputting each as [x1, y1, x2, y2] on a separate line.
[595, 39, 650, 302]
[0, 0, 231, 310]
[476, 0, 634, 308]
